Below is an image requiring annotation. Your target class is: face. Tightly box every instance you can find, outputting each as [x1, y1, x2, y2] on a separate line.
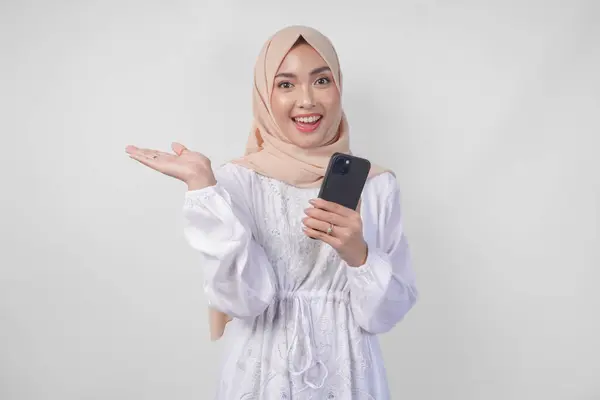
[270, 42, 341, 149]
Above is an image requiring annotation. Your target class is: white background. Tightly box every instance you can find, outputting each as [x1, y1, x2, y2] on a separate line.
[1, 0, 599, 399]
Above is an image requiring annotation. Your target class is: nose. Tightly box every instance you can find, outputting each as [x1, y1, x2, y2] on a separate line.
[298, 86, 315, 109]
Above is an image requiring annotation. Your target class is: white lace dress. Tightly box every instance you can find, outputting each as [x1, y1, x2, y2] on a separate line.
[182, 162, 418, 400]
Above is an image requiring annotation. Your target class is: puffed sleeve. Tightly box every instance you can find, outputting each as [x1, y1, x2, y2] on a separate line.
[182, 163, 276, 319]
[346, 173, 419, 334]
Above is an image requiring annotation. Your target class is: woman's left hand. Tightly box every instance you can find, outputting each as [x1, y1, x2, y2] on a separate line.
[302, 198, 367, 267]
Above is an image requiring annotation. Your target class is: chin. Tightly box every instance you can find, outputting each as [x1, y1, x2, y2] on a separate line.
[284, 122, 331, 149]
[287, 133, 328, 149]
[294, 139, 323, 149]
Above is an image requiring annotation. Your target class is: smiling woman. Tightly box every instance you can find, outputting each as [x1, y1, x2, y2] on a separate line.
[125, 25, 418, 400]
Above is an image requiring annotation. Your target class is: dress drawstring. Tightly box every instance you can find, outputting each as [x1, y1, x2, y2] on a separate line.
[285, 294, 329, 389]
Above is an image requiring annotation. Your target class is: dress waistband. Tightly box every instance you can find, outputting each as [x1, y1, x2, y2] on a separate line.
[276, 289, 350, 303]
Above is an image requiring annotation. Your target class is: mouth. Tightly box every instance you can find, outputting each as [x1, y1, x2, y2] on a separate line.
[291, 114, 323, 133]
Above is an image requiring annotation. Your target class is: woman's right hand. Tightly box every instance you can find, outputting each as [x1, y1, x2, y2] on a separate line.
[126, 142, 216, 190]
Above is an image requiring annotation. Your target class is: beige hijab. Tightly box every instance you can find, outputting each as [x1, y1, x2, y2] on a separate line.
[208, 25, 389, 341]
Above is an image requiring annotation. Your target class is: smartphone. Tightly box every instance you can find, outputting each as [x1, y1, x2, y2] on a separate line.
[318, 152, 371, 210]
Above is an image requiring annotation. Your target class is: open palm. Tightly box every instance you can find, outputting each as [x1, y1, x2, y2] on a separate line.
[125, 142, 216, 188]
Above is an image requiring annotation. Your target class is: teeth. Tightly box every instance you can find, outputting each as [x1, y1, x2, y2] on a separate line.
[294, 115, 321, 123]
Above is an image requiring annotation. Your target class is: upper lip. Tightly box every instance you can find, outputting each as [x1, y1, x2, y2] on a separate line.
[292, 113, 322, 119]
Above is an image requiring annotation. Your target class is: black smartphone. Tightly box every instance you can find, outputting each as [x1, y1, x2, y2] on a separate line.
[318, 152, 371, 210]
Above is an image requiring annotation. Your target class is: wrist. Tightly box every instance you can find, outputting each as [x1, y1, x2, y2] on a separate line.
[186, 175, 216, 191]
[346, 242, 368, 268]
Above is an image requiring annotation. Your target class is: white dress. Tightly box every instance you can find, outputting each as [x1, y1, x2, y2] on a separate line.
[182, 162, 418, 400]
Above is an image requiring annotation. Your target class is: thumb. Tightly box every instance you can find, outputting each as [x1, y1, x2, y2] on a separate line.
[171, 142, 187, 156]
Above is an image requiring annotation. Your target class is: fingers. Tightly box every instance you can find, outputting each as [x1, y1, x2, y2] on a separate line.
[126, 145, 177, 173]
[125, 145, 141, 156]
[126, 145, 175, 162]
[171, 142, 188, 156]
[126, 145, 158, 159]
[127, 152, 160, 169]
[302, 226, 341, 248]
[306, 198, 362, 234]
[302, 215, 332, 234]
[126, 143, 192, 159]
[303, 206, 347, 228]
[309, 198, 356, 216]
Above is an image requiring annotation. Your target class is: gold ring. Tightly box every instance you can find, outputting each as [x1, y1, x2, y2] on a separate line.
[326, 223, 333, 235]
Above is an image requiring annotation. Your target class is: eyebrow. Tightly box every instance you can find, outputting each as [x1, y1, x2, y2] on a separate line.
[274, 66, 331, 79]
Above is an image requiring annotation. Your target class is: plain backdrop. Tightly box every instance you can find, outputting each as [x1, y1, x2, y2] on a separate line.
[1, 0, 599, 399]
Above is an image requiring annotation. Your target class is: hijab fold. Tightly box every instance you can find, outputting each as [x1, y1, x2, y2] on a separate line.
[208, 25, 389, 341]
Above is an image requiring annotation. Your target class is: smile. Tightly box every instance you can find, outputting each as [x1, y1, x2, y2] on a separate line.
[292, 114, 322, 133]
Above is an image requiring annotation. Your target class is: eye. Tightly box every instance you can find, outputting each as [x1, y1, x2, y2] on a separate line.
[277, 81, 293, 89]
[315, 77, 331, 85]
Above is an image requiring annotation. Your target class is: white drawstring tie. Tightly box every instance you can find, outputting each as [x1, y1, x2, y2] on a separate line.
[284, 293, 329, 389]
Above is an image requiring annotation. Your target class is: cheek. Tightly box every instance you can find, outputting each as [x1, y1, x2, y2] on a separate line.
[270, 93, 294, 123]
[319, 89, 341, 114]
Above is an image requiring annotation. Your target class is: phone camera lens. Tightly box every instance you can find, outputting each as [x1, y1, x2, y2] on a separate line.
[333, 156, 351, 175]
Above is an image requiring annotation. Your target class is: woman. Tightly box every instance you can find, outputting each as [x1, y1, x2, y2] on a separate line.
[126, 25, 418, 400]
